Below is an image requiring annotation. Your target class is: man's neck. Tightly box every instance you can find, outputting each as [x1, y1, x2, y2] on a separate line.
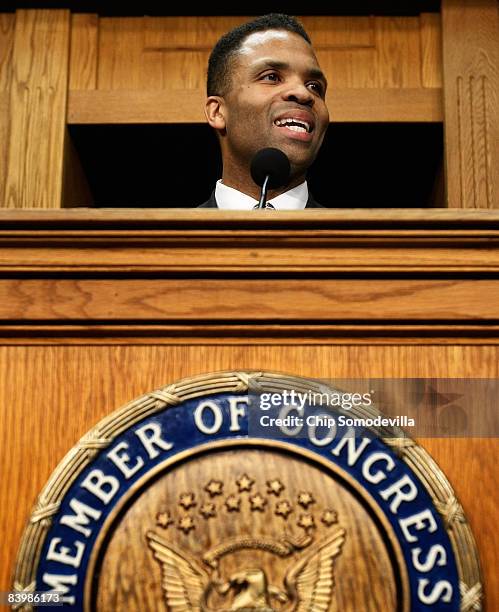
[220, 173, 306, 200]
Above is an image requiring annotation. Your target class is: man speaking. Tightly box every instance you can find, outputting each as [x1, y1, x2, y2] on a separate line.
[199, 14, 329, 210]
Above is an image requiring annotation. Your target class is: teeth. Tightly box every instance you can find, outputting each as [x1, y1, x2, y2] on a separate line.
[275, 118, 311, 132]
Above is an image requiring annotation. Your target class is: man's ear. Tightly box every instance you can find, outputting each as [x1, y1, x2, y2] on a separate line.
[205, 96, 226, 131]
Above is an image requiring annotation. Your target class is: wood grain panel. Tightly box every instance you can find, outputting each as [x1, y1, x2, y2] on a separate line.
[67, 88, 443, 123]
[143, 50, 210, 90]
[0, 13, 14, 90]
[421, 437, 497, 612]
[68, 89, 206, 123]
[309, 17, 377, 89]
[0, 13, 14, 208]
[328, 87, 442, 122]
[143, 16, 248, 51]
[0, 278, 496, 322]
[420, 13, 443, 88]
[143, 16, 374, 51]
[375, 17, 422, 88]
[317, 49, 378, 89]
[91, 15, 442, 94]
[97, 17, 144, 90]
[0, 344, 497, 607]
[63, 14, 445, 122]
[68, 13, 98, 90]
[2, 243, 499, 272]
[4, 10, 70, 209]
[142, 17, 245, 90]
[301, 16, 374, 49]
[442, 0, 499, 209]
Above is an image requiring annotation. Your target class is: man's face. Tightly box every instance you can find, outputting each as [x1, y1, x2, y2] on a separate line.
[213, 29, 329, 184]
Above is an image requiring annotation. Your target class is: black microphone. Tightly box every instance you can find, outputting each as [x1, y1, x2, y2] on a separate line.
[250, 148, 291, 209]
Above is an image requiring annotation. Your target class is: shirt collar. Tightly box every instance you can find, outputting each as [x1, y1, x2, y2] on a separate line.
[214, 180, 308, 210]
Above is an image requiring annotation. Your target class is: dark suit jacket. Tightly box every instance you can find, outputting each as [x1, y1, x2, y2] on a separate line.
[197, 190, 325, 208]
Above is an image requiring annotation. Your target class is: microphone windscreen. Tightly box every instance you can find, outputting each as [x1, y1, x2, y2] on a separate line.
[250, 148, 291, 189]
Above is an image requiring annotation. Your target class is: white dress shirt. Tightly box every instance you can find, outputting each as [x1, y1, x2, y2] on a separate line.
[214, 179, 308, 210]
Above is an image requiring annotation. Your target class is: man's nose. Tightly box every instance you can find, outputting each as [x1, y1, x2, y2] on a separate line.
[282, 81, 314, 106]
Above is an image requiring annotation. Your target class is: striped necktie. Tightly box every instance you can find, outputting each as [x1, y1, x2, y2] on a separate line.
[253, 202, 276, 210]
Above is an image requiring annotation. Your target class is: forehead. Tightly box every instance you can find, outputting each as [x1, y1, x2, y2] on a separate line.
[235, 29, 319, 70]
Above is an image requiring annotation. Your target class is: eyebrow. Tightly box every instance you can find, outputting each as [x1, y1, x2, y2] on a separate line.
[253, 60, 328, 88]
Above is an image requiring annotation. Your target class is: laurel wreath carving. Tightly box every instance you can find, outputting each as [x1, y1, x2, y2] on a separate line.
[459, 581, 483, 612]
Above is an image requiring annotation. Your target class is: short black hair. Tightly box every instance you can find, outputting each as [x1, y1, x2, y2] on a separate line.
[207, 14, 311, 96]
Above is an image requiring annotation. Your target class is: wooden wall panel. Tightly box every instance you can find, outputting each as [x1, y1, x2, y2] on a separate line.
[0, 344, 497, 608]
[301, 16, 374, 48]
[0, 14, 14, 90]
[143, 50, 209, 91]
[4, 10, 70, 209]
[68, 13, 98, 90]
[316, 49, 379, 89]
[420, 13, 443, 88]
[97, 17, 148, 90]
[86, 15, 442, 92]
[375, 17, 422, 88]
[64, 14, 443, 123]
[143, 16, 247, 51]
[442, 0, 499, 209]
[0, 13, 15, 207]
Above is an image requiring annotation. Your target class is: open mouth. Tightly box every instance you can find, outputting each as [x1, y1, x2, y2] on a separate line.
[274, 117, 313, 134]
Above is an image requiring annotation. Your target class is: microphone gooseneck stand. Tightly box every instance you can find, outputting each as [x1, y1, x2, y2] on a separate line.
[257, 174, 270, 209]
[250, 148, 290, 210]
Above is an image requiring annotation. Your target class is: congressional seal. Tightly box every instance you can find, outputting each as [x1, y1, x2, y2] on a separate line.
[13, 371, 482, 611]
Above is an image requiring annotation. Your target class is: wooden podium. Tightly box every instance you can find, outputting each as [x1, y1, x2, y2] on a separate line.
[0, 207, 497, 608]
[0, 3, 498, 608]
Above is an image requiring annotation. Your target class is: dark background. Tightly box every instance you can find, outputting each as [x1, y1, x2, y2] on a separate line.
[69, 123, 443, 208]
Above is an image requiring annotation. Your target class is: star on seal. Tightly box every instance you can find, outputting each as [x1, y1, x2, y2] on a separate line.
[275, 500, 293, 519]
[267, 478, 285, 496]
[297, 491, 315, 509]
[297, 513, 315, 530]
[236, 473, 254, 492]
[177, 515, 195, 534]
[249, 493, 267, 511]
[156, 511, 173, 529]
[204, 479, 223, 497]
[179, 492, 196, 509]
[321, 509, 338, 527]
[200, 502, 216, 519]
[225, 495, 241, 512]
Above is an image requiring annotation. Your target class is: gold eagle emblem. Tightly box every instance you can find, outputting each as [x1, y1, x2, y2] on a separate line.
[147, 527, 345, 611]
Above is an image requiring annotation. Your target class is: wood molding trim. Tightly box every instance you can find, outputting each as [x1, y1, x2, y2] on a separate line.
[67, 88, 443, 124]
[0, 209, 498, 341]
[1, 208, 497, 226]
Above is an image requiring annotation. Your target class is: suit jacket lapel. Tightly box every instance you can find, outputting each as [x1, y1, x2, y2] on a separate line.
[305, 194, 324, 208]
[197, 191, 217, 208]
